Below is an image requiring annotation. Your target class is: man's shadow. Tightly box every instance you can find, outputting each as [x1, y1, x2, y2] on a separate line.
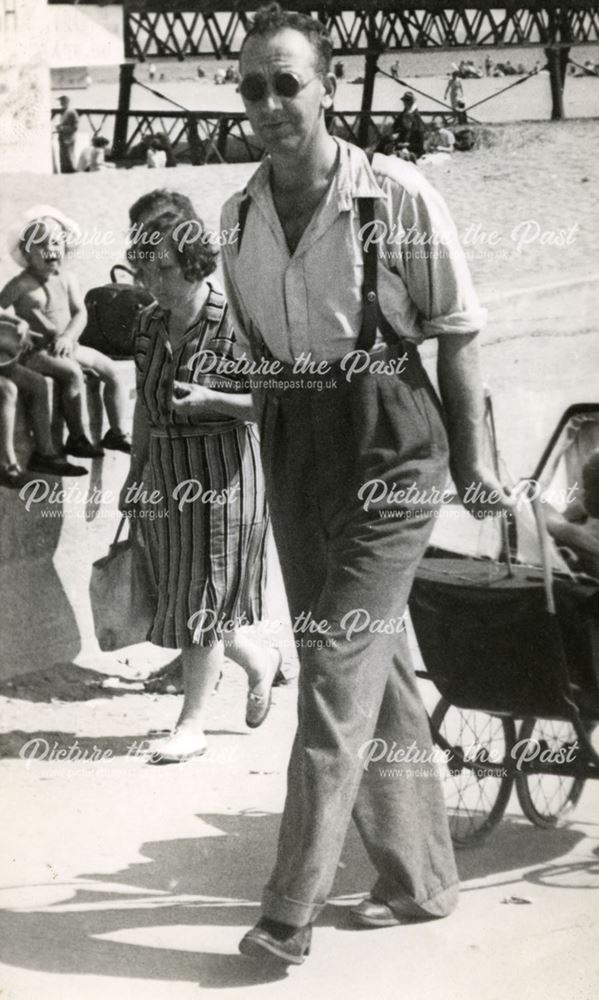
[0, 809, 593, 988]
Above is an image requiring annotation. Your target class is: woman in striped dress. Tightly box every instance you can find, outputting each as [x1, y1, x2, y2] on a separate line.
[119, 190, 278, 762]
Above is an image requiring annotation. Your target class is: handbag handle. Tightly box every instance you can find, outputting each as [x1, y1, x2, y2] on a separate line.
[110, 264, 137, 284]
[111, 514, 131, 548]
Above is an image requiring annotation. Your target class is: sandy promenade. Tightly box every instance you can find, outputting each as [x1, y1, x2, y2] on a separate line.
[1, 121, 599, 999]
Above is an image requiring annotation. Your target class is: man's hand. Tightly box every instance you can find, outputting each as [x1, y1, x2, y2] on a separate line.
[452, 462, 513, 518]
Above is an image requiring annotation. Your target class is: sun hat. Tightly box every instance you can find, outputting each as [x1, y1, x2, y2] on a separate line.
[7, 205, 81, 268]
[401, 91, 415, 104]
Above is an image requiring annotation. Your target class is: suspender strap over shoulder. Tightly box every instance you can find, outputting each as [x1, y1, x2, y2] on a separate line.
[357, 195, 378, 353]
[236, 151, 401, 354]
[237, 190, 252, 253]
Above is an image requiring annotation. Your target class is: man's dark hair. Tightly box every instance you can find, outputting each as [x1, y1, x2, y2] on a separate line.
[241, 3, 333, 74]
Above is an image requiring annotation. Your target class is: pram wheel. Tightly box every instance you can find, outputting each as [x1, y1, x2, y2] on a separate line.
[431, 698, 516, 847]
[515, 718, 586, 828]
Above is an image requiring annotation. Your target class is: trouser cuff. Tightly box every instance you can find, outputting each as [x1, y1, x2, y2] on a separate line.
[262, 886, 324, 928]
[373, 878, 459, 920]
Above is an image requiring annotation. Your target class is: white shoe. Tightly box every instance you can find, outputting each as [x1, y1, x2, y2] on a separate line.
[145, 728, 208, 764]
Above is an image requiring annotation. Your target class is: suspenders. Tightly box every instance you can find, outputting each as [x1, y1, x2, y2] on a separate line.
[236, 151, 396, 354]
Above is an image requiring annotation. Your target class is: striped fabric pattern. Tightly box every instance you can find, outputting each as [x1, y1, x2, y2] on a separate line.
[134, 283, 268, 648]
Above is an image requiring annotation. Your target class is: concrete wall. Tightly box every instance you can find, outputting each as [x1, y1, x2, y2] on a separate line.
[0, 363, 136, 678]
[0, 0, 52, 174]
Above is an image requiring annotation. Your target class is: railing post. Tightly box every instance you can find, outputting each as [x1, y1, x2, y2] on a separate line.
[217, 117, 229, 160]
[186, 114, 203, 165]
[358, 15, 378, 148]
[544, 46, 565, 120]
[113, 62, 135, 159]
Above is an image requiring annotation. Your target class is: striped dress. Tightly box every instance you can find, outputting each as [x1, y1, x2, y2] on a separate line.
[134, 281, 268, 648]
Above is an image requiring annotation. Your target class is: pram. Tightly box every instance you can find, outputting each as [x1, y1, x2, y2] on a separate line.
[409, 402, 599, 846]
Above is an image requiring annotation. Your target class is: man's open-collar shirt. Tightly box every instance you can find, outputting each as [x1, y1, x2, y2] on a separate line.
[221, 138, 486, 365]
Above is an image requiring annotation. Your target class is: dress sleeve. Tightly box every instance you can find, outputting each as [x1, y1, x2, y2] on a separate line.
[383, 171, 487, 338]
[201, 306, 251, 393]
[133, 307, 152, 396]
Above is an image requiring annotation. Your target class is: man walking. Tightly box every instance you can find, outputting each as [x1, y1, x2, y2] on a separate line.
[221, 3, 510, 965]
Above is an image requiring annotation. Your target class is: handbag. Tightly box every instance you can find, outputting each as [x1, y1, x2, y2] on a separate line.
[80, 265, 154, 359]
[90, 516, 156, 651]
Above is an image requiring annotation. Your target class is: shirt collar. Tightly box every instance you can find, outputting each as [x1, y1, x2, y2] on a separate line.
[245, 137, 386, 213]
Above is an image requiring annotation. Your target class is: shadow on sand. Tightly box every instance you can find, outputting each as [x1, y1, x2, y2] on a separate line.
[0, 809, 596, 988]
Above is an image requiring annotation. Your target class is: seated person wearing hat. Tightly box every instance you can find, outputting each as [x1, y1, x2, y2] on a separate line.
[391, 91, 426, 160]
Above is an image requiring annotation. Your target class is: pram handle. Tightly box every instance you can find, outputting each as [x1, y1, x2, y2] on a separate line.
[530, 498, 556, 614]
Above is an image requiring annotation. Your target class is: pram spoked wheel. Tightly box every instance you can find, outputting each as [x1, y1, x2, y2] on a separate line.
[515, 718, 587, 828]
[431, 698, 516, 847]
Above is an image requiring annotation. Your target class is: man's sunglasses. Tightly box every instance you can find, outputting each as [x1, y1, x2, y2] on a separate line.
[239, 71, 320, 103]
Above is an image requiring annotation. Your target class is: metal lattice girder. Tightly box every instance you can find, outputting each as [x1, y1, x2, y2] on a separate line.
[119, 2, 599, 59]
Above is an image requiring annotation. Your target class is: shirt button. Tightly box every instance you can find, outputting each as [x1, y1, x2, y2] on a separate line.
[367, 291, 377, 302]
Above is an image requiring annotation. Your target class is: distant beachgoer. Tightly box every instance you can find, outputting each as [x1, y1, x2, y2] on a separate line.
[149, 63, 157, 81]
[392, 91, 426, 159]
[334, 59, 344, 79]
[390, 60, 400, 80]
[453, 99, 469, 126]
[517, 63, 526, 74]
[214, 69, 226, 84]
[145, 132, 177, 168]
[426, 115, 455, 154]
[146, 139, 167, 169]
[77, 134, 111, 172]
[444, 71, 464, 110]
[55, 96, 79, 174]
[484, 55, 493, 76]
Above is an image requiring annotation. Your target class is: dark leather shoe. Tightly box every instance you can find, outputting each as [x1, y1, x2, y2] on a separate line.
[351, 895, 436, 928]
[350, 897, 404, 928]
[239, 918, 312, 964]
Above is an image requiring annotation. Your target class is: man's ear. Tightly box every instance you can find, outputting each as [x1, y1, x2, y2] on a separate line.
[321, 73, 337, 109]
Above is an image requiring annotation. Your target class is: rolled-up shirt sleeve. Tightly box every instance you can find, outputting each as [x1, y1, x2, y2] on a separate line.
[381, 170, 487, 339]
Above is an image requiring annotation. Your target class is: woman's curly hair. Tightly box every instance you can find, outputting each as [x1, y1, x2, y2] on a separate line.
[127, 190, 217, 283]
